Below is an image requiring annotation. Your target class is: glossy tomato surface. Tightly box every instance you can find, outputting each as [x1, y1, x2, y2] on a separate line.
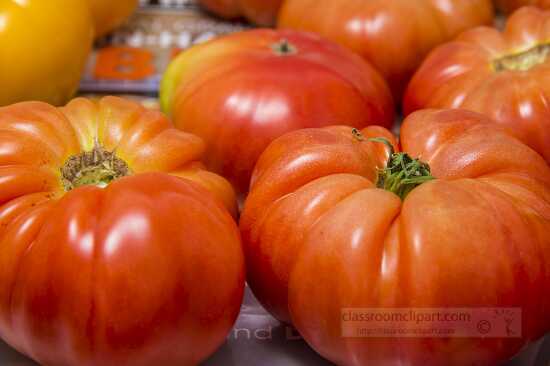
[495, 0, 550, 12]
[278, 0, 494, 100]
[199, 0, 283, 26]
[404, 7, 550, 163]
[89, 0, 138, 37]
[0, 0, 94, 106]
[0, 96, 243, 366]
[240, 109, 550, 365]
[161, 29, 394, 194]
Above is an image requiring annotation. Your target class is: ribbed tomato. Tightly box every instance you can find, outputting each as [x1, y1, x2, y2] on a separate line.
[240, 109, 550, 365]
[198, 0, 283, 26]
[495, 0, 550, 12]
[161, 29, 394, 194]
[404, 7, 550, 163]
[277, 0, 494, 100]
[0, 96, 244, 366]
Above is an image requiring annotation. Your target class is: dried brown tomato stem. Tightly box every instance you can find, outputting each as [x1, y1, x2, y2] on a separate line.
[61, 145, 131, 191]
[493, 43, 550, 72]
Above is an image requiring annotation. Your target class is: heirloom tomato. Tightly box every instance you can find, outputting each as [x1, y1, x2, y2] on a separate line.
[0, 0, 93, 106]
[89, 0, 139, 37]
[241, 109, 550, 365]
[161, 29, 394, 194]
[198, 0, 283, 26]
[278, 0, 494, 100]
[495, 0, 550, 12]
[404, 7, 550, 163]
[0, 96, 243, 366]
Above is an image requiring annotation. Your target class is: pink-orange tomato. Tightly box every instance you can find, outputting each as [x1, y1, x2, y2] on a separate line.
[278, 0, 495, 100]
[161, 29, 394, 194]
[198, 0, 283, 26]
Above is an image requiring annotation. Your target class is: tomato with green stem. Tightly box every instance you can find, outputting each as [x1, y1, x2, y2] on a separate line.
[241, 109, 550, 365]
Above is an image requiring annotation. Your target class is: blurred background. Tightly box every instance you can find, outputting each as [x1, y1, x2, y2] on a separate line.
[79, 0, 247, 107]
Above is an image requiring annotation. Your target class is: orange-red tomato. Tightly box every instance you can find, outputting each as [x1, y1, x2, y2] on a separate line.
[404, 7, 550, 164]
[0, 96, 243, 366]
[495, 0, 550, 12]
[161, 29, 394, 194]
[240, 109, 550, 365]
[278, 0, 494, 100]
[198, 0, 283, 26]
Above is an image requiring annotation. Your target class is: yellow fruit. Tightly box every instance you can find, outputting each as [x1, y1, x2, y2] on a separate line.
[0, 0, 94, 106]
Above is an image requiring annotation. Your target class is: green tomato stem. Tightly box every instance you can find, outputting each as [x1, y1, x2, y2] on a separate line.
[368, 136, 434, 200]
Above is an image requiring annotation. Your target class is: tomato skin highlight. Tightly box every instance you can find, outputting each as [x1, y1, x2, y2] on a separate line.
[240, 109, 550, 365]
[198, 0, 283, 26]
[277, 0, 494, 100]
[161, 29, 394, 194]
[404, 7, 550, 163]
[0, 97, 243, 366]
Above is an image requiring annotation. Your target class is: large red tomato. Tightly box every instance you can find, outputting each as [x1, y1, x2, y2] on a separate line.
[0, 96, 244, 365]
[198, 0, 283, 26]
[277, 0, 494, 100]
[495, 0, 550, 12]
[404, 7, 550, 164]
[240, 109, 550, 365]
[161, 29, 394, 194]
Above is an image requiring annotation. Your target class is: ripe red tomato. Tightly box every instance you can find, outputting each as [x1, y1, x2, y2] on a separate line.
[161, 29, 394, 194]
[240, 109, 550, 365]
[0, 96, 244, 366]
[404, 7, 550, 163]
[277, 0, 494, 100]
[495, 0, 550, 12]
[198, 0, 283, 26]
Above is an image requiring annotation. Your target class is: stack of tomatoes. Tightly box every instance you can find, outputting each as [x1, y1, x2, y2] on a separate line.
[0, 1, 549, 366]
